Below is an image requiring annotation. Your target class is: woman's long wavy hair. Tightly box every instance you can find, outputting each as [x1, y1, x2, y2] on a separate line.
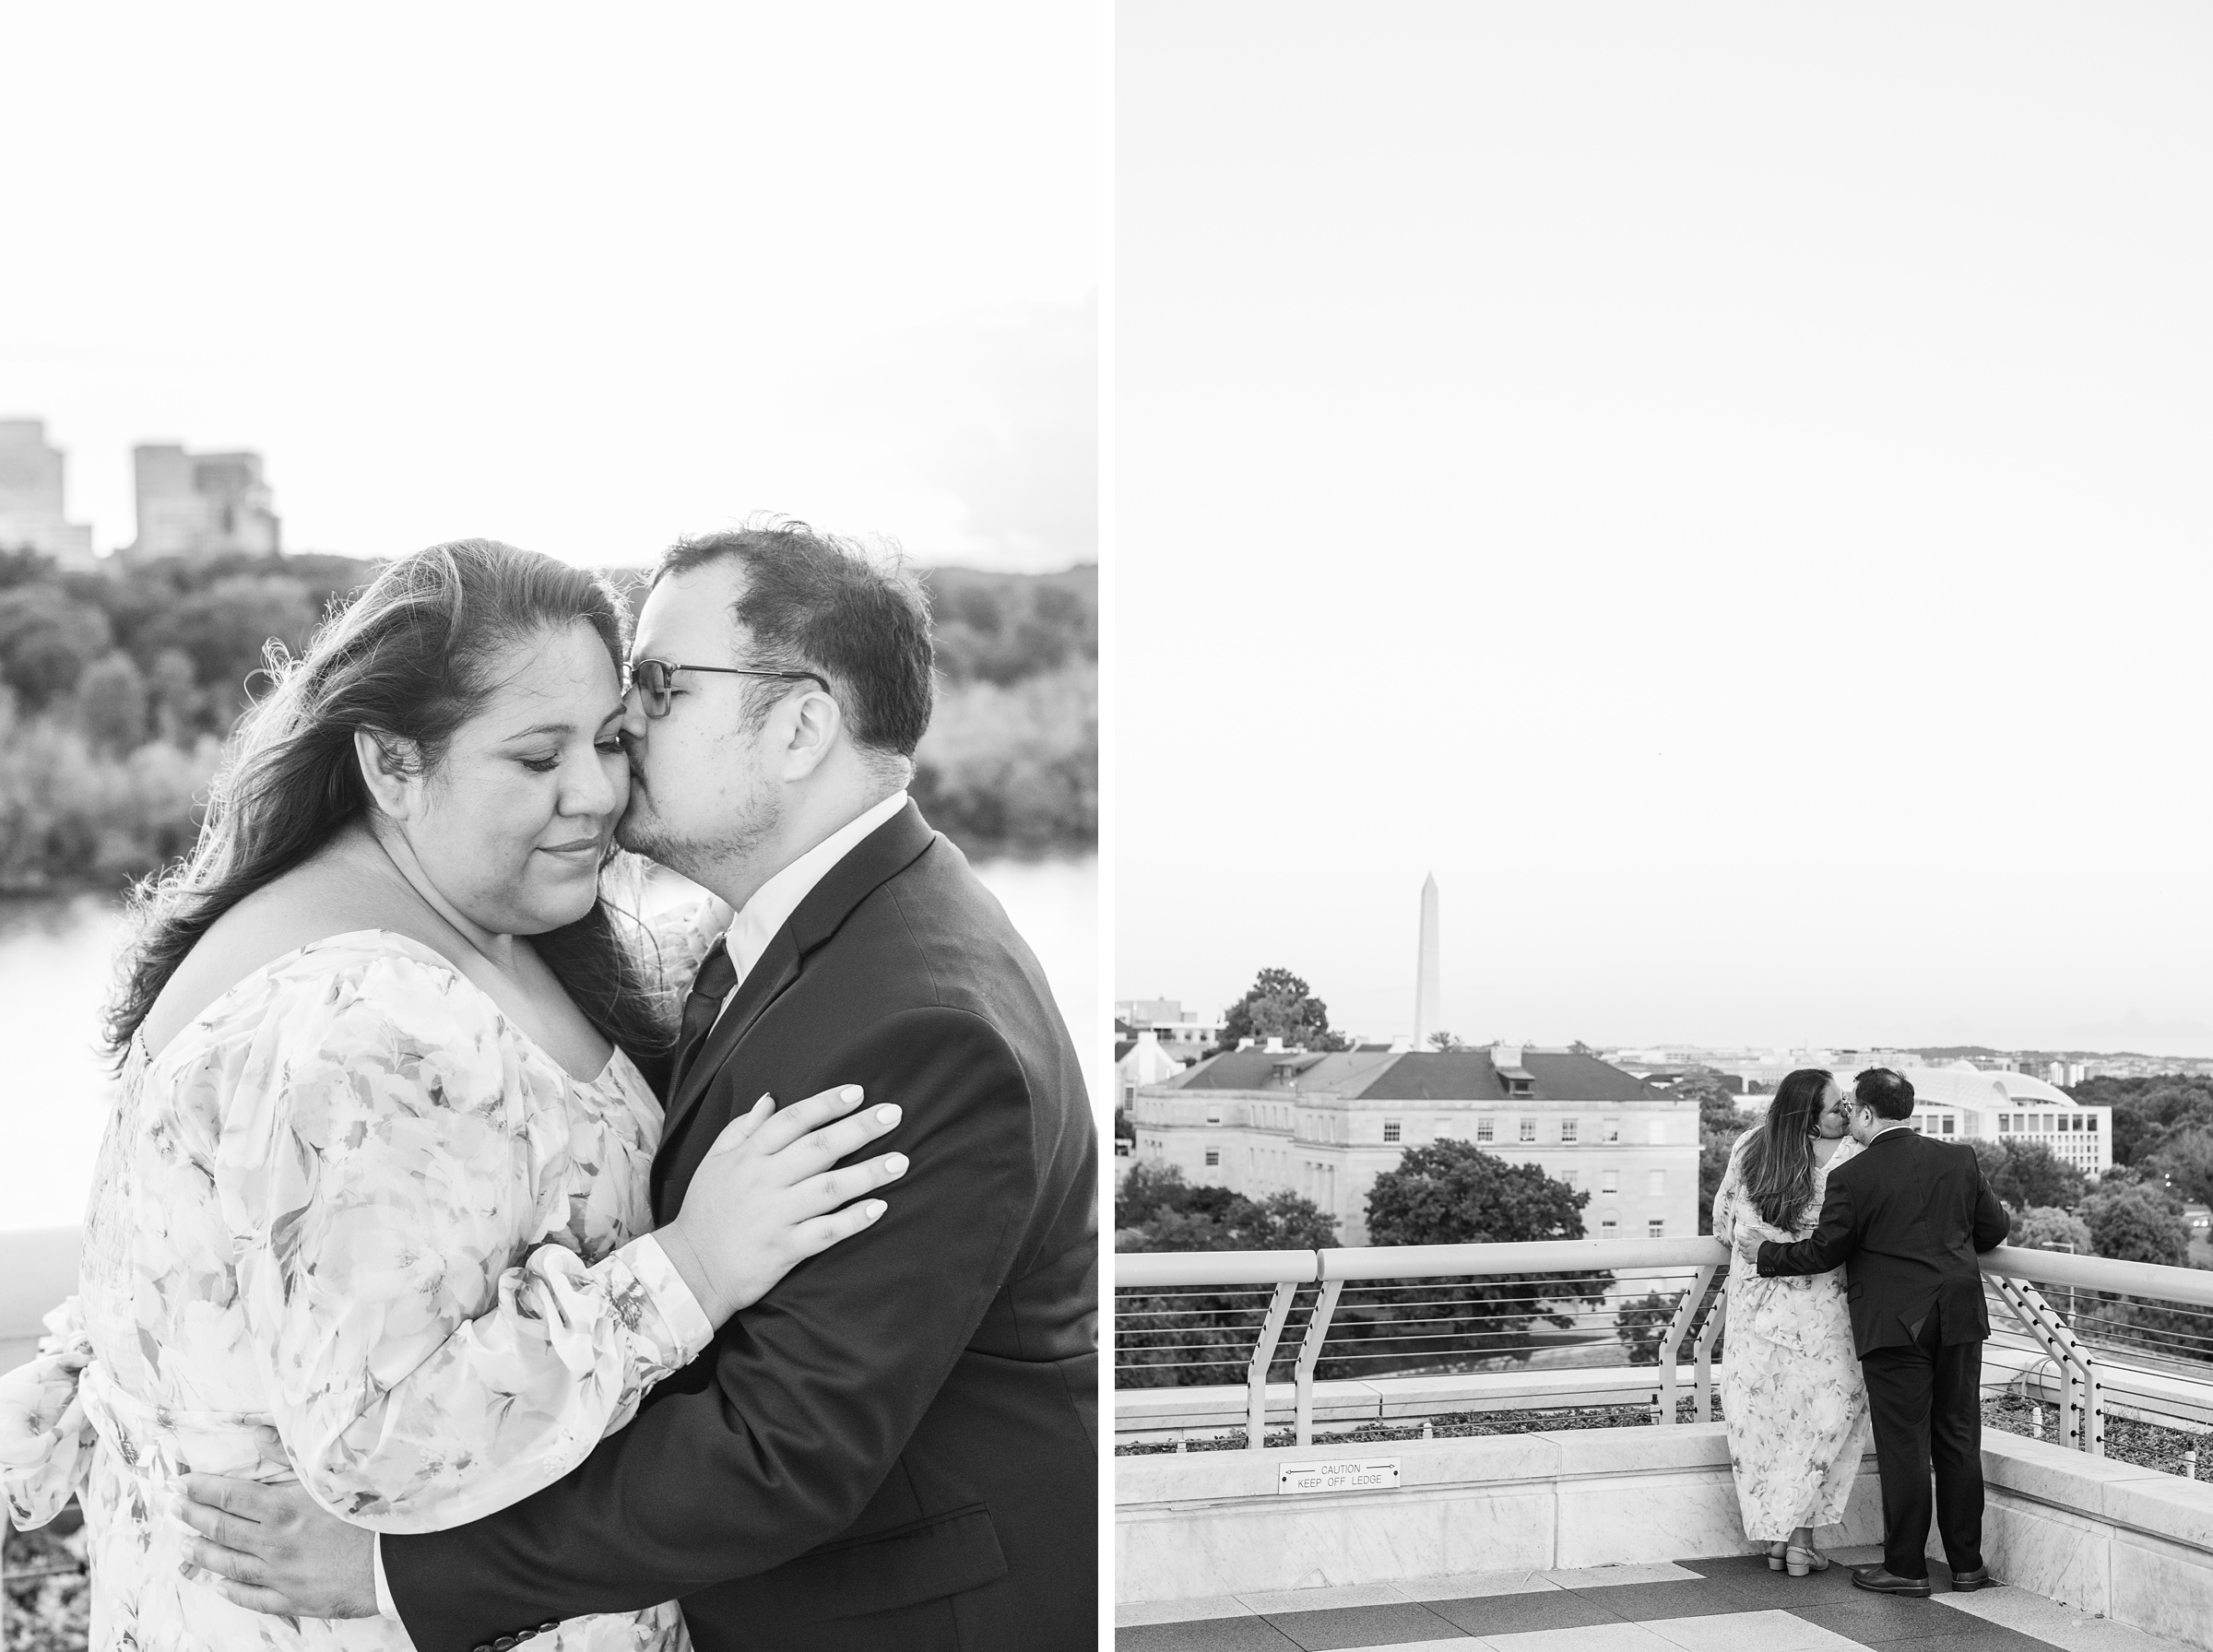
[105, 538, 673, 1071]
[1738, 1067, 1835, 1231]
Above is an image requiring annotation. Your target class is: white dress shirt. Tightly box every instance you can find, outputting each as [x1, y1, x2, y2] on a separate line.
[372, 790, 910, 1621]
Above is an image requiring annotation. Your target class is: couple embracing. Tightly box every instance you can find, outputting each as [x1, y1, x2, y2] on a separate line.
[1713, 1066, 2009, 1597]
[0, 525, 1096, 1651]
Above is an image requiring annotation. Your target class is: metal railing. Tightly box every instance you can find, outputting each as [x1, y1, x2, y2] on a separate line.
[1114, 1238, 2213, 1453]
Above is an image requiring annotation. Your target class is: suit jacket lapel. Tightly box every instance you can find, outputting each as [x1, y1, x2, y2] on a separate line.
[654, 801, 940, 1178]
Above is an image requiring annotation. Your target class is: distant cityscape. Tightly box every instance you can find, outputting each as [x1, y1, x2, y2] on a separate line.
[0, 419, 278, 568]
[1115, 874, 2195, 1245]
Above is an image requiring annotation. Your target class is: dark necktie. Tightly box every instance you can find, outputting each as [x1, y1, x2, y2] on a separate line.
[669, 938, 740, 1097]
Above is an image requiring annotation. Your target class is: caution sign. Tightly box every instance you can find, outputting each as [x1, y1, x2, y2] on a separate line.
[1277, 1457, 1401, 1495]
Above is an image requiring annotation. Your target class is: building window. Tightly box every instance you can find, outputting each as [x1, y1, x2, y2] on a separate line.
[1647, 1170, 1665, 1198]
[1562, 1168, 1580, 1187]
[1519, 1118, 1536, 1142]
[1649, 1218, 1665, 1239]
[1383, 1120, 1402, 1143]
[1204, 1148, 1220, 1168]
[1941, 1115, 1956, 1135]
[1434, 1117, 1452, 1139]
[1476, 1117, 1495, 1143]
[1601, 1212, 1618, 1236]
[1206, 1108, 1222, 1126]
[1602, 1170, 1619, 1194]
[1560, 1118, 1579, 1143]
[1604, 1118, 1621, 1142]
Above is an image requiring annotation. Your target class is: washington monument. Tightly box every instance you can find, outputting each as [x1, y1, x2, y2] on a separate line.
[1414, 872, 1441, 1047]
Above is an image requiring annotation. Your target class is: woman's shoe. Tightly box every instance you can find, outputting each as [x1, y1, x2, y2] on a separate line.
[1787, 1544, 1829, 1577]
[1767, 1541, 1789, 1572]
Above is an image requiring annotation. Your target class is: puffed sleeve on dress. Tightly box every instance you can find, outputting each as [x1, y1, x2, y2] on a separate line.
[213, 946, 715, 1532]
[0, 1295, 97, 1529]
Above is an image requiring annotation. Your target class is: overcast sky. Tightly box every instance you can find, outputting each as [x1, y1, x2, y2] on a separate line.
[3, 5, 1094, 570]
[1116, 2, 2213, 1056]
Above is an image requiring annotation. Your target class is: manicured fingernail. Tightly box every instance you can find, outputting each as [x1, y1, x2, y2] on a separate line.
[882, 1154, 908, 1176]
[841, 1085, 864, 1103]
[875, 1105, 900, 1125]
[863, 1201, 886, 1221]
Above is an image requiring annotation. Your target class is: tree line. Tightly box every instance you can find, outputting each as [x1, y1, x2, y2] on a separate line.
[0, 548, 1095, 890]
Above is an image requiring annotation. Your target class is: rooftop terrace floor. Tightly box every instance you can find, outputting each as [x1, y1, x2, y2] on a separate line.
[1117, 1550, 2197, 1652]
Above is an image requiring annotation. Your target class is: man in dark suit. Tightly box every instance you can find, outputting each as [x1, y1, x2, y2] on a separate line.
[1737, 1067, 2009, 1599]
[175, 525, 1098, 1650]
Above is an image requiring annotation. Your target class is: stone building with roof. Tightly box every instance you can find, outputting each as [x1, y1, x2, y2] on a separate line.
[1129, 1044, 1700, 1244]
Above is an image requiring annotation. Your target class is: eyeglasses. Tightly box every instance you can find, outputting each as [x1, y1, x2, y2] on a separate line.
[623, 657, 830, 720]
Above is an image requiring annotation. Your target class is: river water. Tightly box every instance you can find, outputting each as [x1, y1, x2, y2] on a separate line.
[0, 856, 1098, 1234]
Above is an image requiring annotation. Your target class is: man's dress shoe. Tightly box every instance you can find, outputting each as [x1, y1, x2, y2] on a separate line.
[1851, 1566, 1934, 1597]
[1950, 1568, 1998, 1591]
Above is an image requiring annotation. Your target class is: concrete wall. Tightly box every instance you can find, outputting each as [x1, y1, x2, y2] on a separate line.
[1116, 1422, 2213, 1650]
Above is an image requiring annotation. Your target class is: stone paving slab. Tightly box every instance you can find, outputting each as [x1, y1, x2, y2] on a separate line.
[1116, 1552, 2203, 1652]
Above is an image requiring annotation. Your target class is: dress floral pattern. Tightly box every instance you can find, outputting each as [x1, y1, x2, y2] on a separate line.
[1711, 1128, 1869, 1542]
[0, 922, 724, 1652]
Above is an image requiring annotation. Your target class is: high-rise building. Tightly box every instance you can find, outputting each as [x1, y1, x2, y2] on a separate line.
[129, 443, 280, 560]
[0, 420, 96, 566]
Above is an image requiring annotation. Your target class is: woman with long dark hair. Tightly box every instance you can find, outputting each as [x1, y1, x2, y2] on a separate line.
[0, 540, 909, 1651]
[1712, 1067, 1867, 1577]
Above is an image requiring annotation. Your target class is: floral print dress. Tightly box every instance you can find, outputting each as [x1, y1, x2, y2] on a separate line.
[0, 924, 722, 1652]
[1710, 1128, 1870, 1542]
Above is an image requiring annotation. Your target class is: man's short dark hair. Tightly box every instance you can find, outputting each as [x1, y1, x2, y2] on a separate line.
[657, 521, 934, 760]
[1854, 1067, 1915, 1120]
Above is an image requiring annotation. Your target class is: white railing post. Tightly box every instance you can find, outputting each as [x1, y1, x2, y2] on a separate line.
[1295, 1280, 1344, 1447]
[1992, 1274, 2104, 1456]
[1246, 1281, 1298, 1449]
[1693, 1289, 1726, 1422]
[1655, 1264, 1716, 1427]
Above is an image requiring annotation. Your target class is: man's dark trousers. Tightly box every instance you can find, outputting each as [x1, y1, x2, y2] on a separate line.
[1862, 1314, 1984, 1580]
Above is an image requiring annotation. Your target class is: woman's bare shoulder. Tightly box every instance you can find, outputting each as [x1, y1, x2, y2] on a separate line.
[137, 844, 454, 1058]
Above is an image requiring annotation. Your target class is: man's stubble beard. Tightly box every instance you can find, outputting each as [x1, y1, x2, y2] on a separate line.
[616, 762, 783, 891]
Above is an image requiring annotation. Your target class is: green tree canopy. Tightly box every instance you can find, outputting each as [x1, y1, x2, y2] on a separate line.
[2081, 1182, 2189, 1267]
[1349, 1141, 1608, 1375]
[77, 651, 148, 753]
[2010, 1205, 2092, 1253]
[1971, 1139, 2087, 1211]
[0, 586, 112, 710]
[2144, 1126, 2213, 1210]
[1114, 1161, 1339, 1251]
[1216, 967, 1349, 1054]
[1367, 1139, 1590, 1246]
[134, 574, 316, 718]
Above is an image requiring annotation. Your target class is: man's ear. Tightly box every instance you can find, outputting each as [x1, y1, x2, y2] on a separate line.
[353, 728, 424, 820]
[775, 686, 845, 782]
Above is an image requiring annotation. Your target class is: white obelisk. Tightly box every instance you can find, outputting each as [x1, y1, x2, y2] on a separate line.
[1414, 873, 1441, 1049]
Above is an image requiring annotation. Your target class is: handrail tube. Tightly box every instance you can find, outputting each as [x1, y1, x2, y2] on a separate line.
[1320, 1237, 1726, 1280]
[1115, 1249, 1320, 1289]
[1120, 1241, 2213, 1310]
[1982, 1245, 2213, 1307]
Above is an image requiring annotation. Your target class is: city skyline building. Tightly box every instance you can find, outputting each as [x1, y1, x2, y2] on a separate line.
[129, 442, 280, 560]
[0, 420, 96, 567]
[1127, 1045, 1699, 1244]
